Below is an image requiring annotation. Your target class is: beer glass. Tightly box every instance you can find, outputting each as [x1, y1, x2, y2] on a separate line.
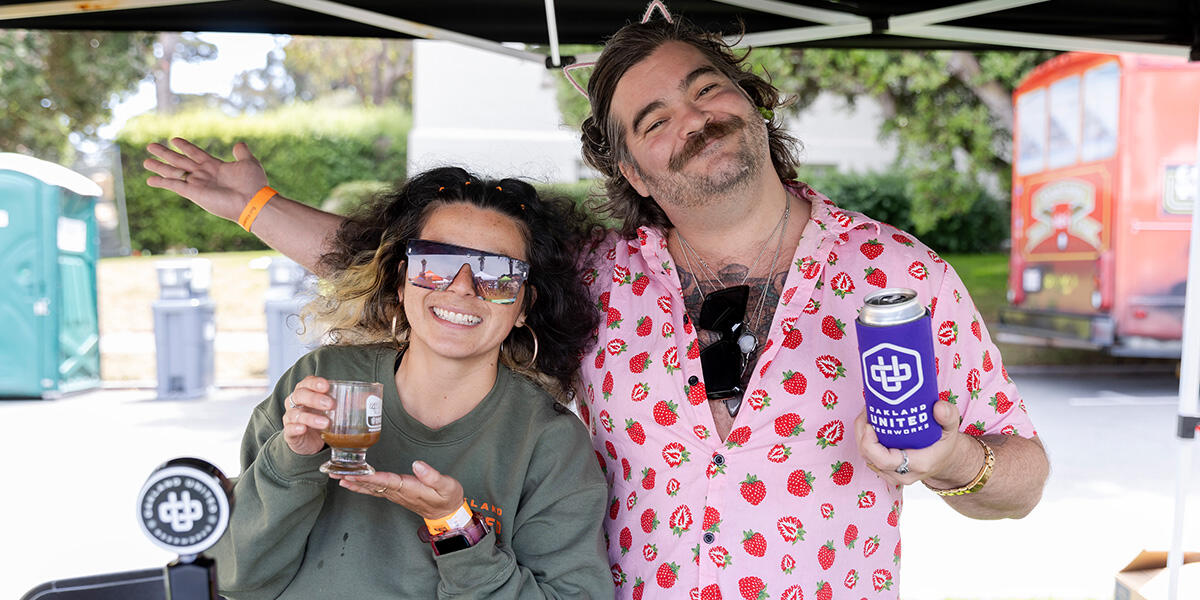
[319, 380, 384, 476]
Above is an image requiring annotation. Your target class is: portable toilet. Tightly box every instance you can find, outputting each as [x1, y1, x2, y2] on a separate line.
[0, 153, 103, 398]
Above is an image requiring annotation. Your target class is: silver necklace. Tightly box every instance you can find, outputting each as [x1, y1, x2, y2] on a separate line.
[677, 198, 791, 356]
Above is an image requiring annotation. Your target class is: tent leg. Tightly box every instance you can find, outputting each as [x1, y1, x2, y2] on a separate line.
[1167, 426, 1196, 600]
[1169, 95, 1200, 600]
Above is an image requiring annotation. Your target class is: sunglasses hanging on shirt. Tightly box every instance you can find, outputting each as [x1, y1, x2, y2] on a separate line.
[677, 196, 791, 418]
[405, 239, 530, 305]
[697, 284, 756, 416]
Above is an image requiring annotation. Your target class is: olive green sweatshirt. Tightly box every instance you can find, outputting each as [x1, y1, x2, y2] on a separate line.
[210, 344, 613, 599]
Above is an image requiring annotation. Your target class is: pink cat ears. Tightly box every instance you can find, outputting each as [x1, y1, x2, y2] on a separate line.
[561, 0, 674, 99]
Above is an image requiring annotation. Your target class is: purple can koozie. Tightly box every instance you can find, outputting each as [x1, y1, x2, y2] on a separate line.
[855, 288, 940, 449]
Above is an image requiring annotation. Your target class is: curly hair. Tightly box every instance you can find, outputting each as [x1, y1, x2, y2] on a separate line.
[580, 15, 802, 239]
[303, 166, 601, 401]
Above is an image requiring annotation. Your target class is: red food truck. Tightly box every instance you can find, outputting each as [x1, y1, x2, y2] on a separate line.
[998, 52, 1200, 358]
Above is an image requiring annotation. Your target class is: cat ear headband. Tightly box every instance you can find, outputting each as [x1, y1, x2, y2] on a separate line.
[562, 0, 674, 98]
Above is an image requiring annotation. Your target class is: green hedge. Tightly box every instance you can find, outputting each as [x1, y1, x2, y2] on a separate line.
[118, 107, 1004, 256]
[117, 103, 411, 253]
[533, 172, 1007, 253]
[316, 179, 606, 227]
[796, 169, 1009, 254]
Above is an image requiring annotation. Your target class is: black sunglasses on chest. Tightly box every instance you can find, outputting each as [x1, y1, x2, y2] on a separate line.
[696, 284, 759, 416]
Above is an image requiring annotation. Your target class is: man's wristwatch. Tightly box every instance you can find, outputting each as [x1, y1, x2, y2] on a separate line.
[418, 513, 491, 556]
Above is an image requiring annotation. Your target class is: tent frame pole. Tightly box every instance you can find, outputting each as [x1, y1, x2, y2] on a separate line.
[269, 0, 546, 64]
[1168, 96, 1200, 600]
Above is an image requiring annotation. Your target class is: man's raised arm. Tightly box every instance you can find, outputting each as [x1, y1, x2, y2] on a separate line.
[144, 137, 345, 274]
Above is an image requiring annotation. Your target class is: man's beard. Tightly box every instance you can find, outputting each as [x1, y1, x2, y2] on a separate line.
[635, 113, 768, 209]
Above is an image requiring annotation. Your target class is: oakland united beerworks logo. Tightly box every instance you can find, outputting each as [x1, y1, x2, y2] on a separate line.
[137, 464, 229, 555]
[861, 343, 924, 405]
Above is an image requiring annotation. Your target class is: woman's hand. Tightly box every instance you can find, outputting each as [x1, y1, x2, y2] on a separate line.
[280, 376, 333, 455]
[336, 461, 465, 520]
[144, 137, 269, 222]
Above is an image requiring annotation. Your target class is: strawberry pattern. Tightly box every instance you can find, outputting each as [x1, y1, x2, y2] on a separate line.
[577, 183, 1036, 599]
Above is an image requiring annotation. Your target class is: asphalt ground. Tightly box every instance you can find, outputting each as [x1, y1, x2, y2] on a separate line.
[2, 366, 1197, 600]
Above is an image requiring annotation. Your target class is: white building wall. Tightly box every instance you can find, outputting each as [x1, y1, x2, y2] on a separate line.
[409, 40, 581, 182]
[411, 40, 894, 182]
[786, 93, 897, 173]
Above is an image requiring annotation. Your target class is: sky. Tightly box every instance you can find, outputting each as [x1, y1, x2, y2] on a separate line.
[99, 32, 283, 139]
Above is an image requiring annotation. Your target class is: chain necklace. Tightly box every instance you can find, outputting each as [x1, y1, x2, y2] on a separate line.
[677, 197, 791, 353]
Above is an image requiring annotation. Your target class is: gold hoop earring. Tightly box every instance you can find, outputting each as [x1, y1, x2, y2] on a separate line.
[391, 314, 400, 342]
[522, 323, 539, 370]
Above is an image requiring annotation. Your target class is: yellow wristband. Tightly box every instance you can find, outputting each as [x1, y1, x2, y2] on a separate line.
[424, 501, 473, 536]
[238, 186, 277, 232]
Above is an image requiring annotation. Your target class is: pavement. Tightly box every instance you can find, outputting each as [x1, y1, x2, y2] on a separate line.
[2, 367, 1197, 600]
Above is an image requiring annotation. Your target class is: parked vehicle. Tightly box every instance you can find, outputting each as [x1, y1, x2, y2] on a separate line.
[999, 52, 1200, 357]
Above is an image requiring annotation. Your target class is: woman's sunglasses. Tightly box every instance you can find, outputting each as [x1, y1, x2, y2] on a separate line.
[405, 239, 530, 305]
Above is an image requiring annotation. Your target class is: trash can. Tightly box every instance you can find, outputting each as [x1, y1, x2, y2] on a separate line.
[0, 153, 102, 398]
[153, 259, 215, 399]
[265, 257, 317, 389]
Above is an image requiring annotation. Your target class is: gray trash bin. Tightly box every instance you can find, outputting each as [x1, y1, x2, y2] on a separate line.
[153, 259, 215, 399]
[265, 257, 317, 389]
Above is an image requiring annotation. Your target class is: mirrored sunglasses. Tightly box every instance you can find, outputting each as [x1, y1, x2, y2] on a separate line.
[405, 239, 530, 305]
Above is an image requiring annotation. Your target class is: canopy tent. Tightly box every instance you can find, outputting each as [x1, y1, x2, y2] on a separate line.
[0, 0, 1195, 63]
[1, 0, 1197, 597]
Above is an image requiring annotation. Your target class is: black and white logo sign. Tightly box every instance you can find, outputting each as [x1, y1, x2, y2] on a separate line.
[136, 459, 231, 556]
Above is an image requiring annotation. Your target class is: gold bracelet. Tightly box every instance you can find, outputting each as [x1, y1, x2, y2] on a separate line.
[924, 436, 995, 497]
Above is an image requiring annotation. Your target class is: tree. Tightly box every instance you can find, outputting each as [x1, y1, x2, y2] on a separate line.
[150, 32, 218, 114]
[0, 30, 157, 162]
[750, 48, 1054, 231]
[285, 36, 412, 106]
[290, 37, 411, 106]
[551, 47, 1052, 234]
[226, 41, 293, 113]
[225, 36, 412, 111]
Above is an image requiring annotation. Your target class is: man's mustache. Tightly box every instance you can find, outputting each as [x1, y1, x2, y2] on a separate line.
[667, 115, 745, 172]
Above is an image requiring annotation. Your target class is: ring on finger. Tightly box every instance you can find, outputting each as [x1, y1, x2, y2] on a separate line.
[894, 450, 911, 475]
[375, 487, 388, 494]
[288, 396, 298, 409]
[180, 171, 190, 183]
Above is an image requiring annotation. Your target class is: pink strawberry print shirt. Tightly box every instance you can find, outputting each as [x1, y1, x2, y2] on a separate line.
[575, 183, 1036, 600]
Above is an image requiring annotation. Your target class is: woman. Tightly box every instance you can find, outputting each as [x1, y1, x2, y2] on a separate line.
[207, 166, 612, 599]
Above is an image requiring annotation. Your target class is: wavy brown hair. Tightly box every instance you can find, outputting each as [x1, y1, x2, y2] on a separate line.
[303, 166, 601, 400]
[580, 15, 802, 239]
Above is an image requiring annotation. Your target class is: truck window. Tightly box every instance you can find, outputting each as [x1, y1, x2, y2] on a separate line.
[1081, 62, 1119, 162]
[1047, 75, 1081, 169]
[1016, 88, 1046, 175]
[1163, 164, 1197, 214]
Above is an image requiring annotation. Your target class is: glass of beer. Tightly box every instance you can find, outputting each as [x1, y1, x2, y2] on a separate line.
[319, 380, 383, 476]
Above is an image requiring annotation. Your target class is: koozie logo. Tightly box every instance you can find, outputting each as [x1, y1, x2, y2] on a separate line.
[861, 343, 924, 405]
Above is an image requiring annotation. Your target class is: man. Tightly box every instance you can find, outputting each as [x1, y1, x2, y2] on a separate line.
[145, 12, 1048, 599]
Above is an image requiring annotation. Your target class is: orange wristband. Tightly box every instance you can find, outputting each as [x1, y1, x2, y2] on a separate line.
[238, 186, 277, 232]
[424, 501, 473, 536]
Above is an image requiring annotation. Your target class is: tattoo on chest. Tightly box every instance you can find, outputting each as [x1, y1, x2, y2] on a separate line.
[678, 263, 790, 368]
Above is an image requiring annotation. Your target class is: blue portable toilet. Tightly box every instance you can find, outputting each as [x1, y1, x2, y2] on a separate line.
[0, 153, 103, 398]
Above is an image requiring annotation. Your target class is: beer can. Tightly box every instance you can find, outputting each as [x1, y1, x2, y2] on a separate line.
[855, 288, 940, 449]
